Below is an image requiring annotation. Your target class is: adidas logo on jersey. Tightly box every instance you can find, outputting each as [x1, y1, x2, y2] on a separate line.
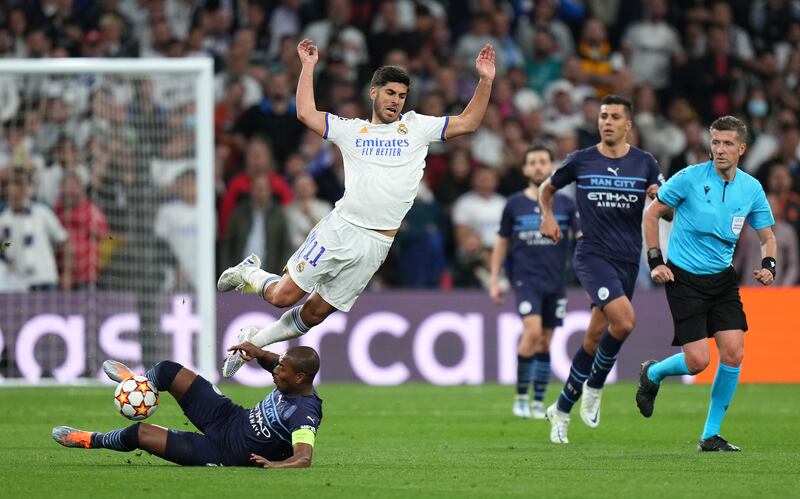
[359, 126, 368, 134]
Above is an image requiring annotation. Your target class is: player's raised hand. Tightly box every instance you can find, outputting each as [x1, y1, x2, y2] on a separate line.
[297, 39, 318, 66]
[539, 215, 562, 242]
[650, 264, 675, 284]
[753, 268, 774, 286]
[475, 44, 496, 81]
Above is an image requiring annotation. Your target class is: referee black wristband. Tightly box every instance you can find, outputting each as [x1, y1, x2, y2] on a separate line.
[761, 257, 777, 278]
[647, 248, 664, 271]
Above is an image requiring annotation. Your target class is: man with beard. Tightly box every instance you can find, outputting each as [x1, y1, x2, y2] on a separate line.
[216, 39, 496, 378]
[489, 144, 580, 419]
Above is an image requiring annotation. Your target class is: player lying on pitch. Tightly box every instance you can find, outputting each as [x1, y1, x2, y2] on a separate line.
[51, 345, 322, 468]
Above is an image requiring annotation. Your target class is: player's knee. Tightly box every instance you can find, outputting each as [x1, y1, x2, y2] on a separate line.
[268, 285, 300, 308]
[149, 360, 183, 391]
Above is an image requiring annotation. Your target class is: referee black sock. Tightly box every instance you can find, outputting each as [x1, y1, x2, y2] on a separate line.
[586, 331, 623, 389]
[556, 347, 594, 413]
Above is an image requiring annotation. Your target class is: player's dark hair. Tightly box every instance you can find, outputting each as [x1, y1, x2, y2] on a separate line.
[525, 143, 554, 162]
[286, 346, 320, 382]
[370, 66, 410, 89]
[600, 94, 633, 118]
[710, 115, 748, 144]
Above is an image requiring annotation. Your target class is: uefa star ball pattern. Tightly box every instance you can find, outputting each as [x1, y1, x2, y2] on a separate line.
[113, 375, 159, 421]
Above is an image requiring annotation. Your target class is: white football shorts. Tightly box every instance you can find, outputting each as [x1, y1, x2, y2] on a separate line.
[286, 209, 393, 312]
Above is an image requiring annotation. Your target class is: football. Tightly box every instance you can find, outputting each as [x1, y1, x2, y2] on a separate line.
[113, 375, 159, 421]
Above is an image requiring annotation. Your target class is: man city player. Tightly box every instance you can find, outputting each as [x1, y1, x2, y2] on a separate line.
[539, 94, 663, 443]
[52, 346, 322, 468]
[489, 144, 579, 419]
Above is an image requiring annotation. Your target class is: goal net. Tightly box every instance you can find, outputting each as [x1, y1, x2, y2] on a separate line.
[0, 59, 215, 384]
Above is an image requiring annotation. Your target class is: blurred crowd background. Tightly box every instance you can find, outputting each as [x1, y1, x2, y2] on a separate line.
[1, 0, 799, 294]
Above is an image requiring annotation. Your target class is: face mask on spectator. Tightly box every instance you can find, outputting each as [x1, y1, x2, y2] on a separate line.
[747, 99, 768, 118]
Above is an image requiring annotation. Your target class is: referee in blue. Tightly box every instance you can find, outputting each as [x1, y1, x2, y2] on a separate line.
[636, 116, 777, 452]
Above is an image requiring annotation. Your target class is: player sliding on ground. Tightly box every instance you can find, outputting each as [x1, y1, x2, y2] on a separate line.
[52, 346, 322, 468]
[217, 39, 495, 378]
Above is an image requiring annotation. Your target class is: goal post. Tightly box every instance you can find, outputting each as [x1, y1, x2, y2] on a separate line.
[0, 58, 216, 383]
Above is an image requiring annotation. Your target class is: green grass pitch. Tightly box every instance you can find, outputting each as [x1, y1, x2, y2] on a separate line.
[1, 382, 798, 498]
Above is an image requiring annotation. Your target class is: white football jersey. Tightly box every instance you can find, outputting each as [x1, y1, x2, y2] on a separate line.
[324, 111, 448, 230]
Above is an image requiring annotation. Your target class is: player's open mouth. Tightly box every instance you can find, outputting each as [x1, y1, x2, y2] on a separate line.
[385, 107, 397, 116]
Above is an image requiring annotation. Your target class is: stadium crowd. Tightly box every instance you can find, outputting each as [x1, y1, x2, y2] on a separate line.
[1, 0, 799, 293]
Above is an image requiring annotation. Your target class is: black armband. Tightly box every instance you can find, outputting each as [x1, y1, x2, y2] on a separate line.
[647, 248, 664, 271]
[761, 257, 776, 278]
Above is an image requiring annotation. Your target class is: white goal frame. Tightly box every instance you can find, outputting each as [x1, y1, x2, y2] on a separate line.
[0, 58, 216, 381]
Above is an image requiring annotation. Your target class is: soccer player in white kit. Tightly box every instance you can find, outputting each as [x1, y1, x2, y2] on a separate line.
[218, 39, 496, 377]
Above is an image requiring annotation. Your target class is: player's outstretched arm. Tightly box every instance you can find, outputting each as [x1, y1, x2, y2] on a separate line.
[538, 179, 561, 242]
[296, 39, 327, 137]
[444, 44, 495, 140]
[644, 199, 674, 283]
[250, 443, 313, 469]
[489, 236, 509, 304]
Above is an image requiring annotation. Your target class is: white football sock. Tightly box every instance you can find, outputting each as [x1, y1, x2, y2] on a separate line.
[250, 306, 312, 347]
[240, 266, 280, 296]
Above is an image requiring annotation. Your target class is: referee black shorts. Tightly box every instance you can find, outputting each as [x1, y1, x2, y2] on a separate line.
[664, 261, 748, 346]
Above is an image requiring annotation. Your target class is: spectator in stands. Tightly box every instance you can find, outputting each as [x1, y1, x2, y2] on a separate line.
[218, 138, 293, 238]
[368, 0, 419, 70]
[313, 145, 345, 206]
[516, 0, 574, 61]
[154, 170, 198, 291]
[0, 168, 68, 291]
[681, 25, 746, 124]
[633, 84, 685, 167]
[766, 161, 800, 244]
[300, 0, 368, 79]
[394, 182, 447, 288]
[576, 94, 601, 149]
[452, 166, 505, 250]
[214, 44, 262, 108]
[710, 0, 755, 62]
[575, 18, 620, 97]
[55, 172, 108, 290]
[668, 120, 708, 178]
[621, 0, 685, 97]
[37, 136, 90, 208]
[234, 71, 304, 164]
[456, 12, 505, 77]
[734, 195, 799, 286]
[283, 173, 332, 249]
[756, 121, 800, 191]
[524, 28, 563, 98]
[220, 173, 292, 277]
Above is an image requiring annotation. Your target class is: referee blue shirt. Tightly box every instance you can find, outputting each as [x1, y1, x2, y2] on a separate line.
[658, 161, 774, 275]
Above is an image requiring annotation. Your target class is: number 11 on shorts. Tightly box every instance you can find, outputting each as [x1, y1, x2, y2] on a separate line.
[302, 241, 326, 267]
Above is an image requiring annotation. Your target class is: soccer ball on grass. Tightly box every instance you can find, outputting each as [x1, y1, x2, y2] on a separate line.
[114, 375, 159, 420]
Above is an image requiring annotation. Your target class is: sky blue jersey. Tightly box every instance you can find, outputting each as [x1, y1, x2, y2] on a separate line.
[657, 161, 774, 275]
